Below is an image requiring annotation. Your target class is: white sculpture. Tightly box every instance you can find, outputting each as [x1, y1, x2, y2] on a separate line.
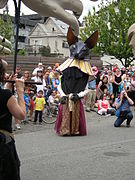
[0, 0, 98, 36]
[128, 23, 135, 58]
[0, 35, 11, 54]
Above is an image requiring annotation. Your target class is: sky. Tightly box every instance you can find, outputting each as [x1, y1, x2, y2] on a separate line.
[0, 0, 102, 22]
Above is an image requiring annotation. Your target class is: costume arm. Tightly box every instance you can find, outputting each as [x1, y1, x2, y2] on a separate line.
[57, 83, 66, 97]
[78, 87, 89, 98]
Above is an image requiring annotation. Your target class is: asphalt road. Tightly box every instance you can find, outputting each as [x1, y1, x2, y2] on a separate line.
[14, 109, 135, 180]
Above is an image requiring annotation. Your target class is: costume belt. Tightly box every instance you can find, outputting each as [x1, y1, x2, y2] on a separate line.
[0, 129, 14, 141]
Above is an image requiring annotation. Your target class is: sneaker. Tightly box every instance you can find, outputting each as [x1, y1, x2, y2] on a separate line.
[47, 114, 52, 118]
[16, 123, 21, 130]
[90, 109, 96, 112]
[33, 122, 37, 125]
[39, 122, 42, 125]
[105, 114, 111, 117]
[86, 108, 90, 112]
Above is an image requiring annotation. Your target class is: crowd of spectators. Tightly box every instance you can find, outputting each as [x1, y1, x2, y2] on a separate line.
[86, 64, 134, 127]
[4, 62, 135, 129]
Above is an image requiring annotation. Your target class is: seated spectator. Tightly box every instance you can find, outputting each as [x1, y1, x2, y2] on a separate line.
[48, 90, 59, 115]
[23, 71, 31, 81]
[16, 65, 23, 78]
[114, 90, 134, 127]
[51, 71, 60, 92]
[32, 62, 43, 76]
[31, 70, 46, 95]
[97, 93, 115, 116]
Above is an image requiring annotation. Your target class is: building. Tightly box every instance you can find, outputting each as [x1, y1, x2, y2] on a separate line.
[0, 13, 46, 52]
[29, 17, 70, 57]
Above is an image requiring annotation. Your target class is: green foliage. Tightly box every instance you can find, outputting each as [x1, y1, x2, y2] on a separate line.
[0, 15, 12, 41]
[18, 48, 26, 56]
[39, 45, 51, 56]
[0, 14, 12, 55]
[80, 0, 135, 67]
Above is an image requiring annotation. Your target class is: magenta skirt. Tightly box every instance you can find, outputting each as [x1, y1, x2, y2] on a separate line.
[54, 101, 87, 136]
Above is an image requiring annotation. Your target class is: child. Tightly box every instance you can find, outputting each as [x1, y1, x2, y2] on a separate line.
[48, 90, 59, 115]
[23, 87, 30, 124]
[29, 90, 35, 121]
[34, 90, 45, 124]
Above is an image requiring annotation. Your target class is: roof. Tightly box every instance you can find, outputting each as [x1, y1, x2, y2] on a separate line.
[51, 17, 69, 35]
[0, 13, 47, 27]
[30, 17, 69, 37]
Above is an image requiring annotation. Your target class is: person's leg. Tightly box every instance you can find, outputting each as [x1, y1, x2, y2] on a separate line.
[34, 110, 38, 123]
[97, 108, 107, 115]
[14, 118, 21, 130]
[91, 90, 96, 110]
[30, 108, 33, 121]
[86, 91, 91, 111]
[114, 116, 125, 127]
[39, 111, 43, 123]
[113, 84, 117, 97]
[126, 111, 133, 126]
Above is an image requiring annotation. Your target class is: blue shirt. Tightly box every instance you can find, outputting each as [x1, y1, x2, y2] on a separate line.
[24, 94, 30, 110]
[115, 97, 130, 112]
[88, 79, 96, 89]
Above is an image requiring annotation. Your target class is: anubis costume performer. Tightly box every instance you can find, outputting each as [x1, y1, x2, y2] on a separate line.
[55, 27, 98, 136]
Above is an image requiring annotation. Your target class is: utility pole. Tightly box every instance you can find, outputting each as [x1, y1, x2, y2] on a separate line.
[13, 0, 22, 74]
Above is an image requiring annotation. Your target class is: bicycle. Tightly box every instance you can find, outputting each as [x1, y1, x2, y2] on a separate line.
[42, 105, 57, 124]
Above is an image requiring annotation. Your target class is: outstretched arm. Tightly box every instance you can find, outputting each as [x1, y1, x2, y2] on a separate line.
[22, 0, 83, 36]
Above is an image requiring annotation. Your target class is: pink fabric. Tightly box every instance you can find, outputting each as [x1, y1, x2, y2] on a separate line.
[54, 101, 87, 136]
[97, 100, 109, 112]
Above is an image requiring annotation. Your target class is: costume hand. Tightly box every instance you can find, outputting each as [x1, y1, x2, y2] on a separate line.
[71, 93, 79, 103]
[60, 96, 67, 104]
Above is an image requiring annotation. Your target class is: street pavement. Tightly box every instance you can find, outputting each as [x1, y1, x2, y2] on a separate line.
[14, 108, 135, 180]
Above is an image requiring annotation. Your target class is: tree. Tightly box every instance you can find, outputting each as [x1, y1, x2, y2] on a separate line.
[80, 0, 135, 67]
[39, 45, 51, 56]
[0, 5, 12, 41]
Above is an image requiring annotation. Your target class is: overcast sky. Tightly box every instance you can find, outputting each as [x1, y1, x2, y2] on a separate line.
[0, 0, 102, 21]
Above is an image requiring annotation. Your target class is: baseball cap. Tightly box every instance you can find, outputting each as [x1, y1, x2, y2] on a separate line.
[47, 66, 52, 70]
[38, 62, 43, 66]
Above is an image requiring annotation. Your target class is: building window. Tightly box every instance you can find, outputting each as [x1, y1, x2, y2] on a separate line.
[52, 27, 56, 32]
[62, 40, 69, 48]
[18, 36, 26, 43]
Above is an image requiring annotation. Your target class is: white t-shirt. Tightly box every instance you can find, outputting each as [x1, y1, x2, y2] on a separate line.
[32, 67, 43, 76]
[48, 95, 55, 104]
[31, 76, 46, 94]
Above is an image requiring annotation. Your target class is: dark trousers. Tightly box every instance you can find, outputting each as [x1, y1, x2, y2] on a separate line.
[131, 91, 135, 106]
[0, 138, 20, 180]
[113, 84, 119, 98]
[34, 110, 43, 122]
[114, 111, 133, 127]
